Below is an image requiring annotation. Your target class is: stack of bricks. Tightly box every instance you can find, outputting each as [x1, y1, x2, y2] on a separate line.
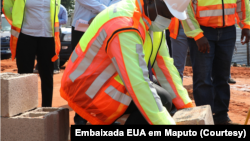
[1, 73, 69, 141]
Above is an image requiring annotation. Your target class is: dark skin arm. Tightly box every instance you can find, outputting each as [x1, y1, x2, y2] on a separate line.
[195, 36, 210, 53]
[196, 28, 250, 54]
[241, 29, 250, 45]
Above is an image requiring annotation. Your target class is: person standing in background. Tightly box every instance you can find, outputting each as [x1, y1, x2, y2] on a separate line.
[2, 0, 61, 107]
[71, 0, 121, 125]
[182, 0, 250, 125]
[34, 4, 68, 74]
[168, 17, 189, 81]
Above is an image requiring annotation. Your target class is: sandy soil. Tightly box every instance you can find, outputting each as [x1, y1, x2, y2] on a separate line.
[1, 58, 250, 126]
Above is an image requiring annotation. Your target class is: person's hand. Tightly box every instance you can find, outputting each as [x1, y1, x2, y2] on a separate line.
[88, 17, 95, 25]
[241, 29, 250, 45]
[195, 36, 210, 53]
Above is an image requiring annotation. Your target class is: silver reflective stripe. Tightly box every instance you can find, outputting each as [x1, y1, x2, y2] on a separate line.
[236, 0, 241, 12]
[137, 0, 143, 13]
[199, 8, 235, 17]
[11, 29, 19, 38]
[113, 3, 118, 13]
[55, 27, 60, 32]
[192, 0, 197, 14]
[142, 17, 151, 28]
[153, 61, 176, 99]
[136, 44, 163, 112]
[111, 57, 128, 91]
[105, 85, 132, 106]
[224, 8, 236, 15]
[185, 13, 196, 30]
[69, 29, 107, 82]
[71, 50, 78, 63]
[86, 63, 116, 99]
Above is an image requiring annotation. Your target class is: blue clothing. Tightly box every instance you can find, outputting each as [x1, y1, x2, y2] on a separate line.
[58, 4, 68, 27]
[72, 0, 120, 27]
[22, 0, 52, 37]
[170, 23, 189, 81]
[187, 25, 236, 124]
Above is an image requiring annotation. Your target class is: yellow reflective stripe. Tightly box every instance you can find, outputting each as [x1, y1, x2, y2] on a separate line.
[11, 29, 19, 38]
[105, 85, 132, 106]
[71, 50, 78, 63]
[69, 29, 107, 82]
[86, 63, 116, 99]
[199, 8, 235, 17]
[136, 44, 164, 112]
[153, 61, 176, 99]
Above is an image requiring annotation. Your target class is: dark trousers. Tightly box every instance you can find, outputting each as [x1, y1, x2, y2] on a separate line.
[165, 29, 172, 57]
[121, 76, 172, 125]
[71, 26, 87, 124]
[16, 32, 55, 107]
[187, 25, 236, 124]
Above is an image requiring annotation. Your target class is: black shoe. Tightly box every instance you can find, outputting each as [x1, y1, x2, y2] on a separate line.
[228, 78, 236, 84]
[170, 104, 177, 116]
[75, 120, 87, 125]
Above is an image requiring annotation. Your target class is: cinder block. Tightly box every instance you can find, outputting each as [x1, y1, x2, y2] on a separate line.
[1, 72, 38, 117]
[1, 107, 69, 141]
[173, 105, 214, 125]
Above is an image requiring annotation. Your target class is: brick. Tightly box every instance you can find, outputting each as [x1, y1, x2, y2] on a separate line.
[173, 105, 214, 125]
[1, 72, 38, 117]
[1, 107, 69, 141]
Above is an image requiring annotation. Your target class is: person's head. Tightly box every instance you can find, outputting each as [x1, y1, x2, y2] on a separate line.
[143, 0, 190, 21]
[144, 0, 173, 21]
[143, 0, 190, 31]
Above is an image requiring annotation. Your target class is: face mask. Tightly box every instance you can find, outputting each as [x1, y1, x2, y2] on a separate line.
[147, 0, 171, 32]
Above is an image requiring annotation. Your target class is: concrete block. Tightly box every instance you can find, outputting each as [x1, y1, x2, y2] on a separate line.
[1, 72, 38, 117]
[1, 107, 69, 141]
[173, 105, 214, 125]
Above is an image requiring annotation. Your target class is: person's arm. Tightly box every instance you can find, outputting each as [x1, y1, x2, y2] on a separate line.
[2, 0, 15, 24]
[236, 0, 250, 45]
[59, 6, 68, 25]
[152, 31, 194, 110]
[181, 1, 203, 41]
[76, 0, 107, 14]
[107, 31, 176, 125]
[181, 1, 210, 53]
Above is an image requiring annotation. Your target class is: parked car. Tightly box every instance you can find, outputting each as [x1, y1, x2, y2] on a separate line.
[59, 27, 72, 67]
[1, 14, 11, 59]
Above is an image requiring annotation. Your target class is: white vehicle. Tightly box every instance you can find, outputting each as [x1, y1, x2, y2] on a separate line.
[1, 14, 11, 59]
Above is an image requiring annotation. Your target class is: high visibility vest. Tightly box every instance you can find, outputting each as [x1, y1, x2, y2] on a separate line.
[60, 0, 193, 125]
[168, 17, 179, 39]
[2, 0, 61, 62]
[182, 0, 250, 40]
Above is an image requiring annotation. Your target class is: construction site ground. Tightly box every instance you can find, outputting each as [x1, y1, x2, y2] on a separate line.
[1, 58, 250, 126]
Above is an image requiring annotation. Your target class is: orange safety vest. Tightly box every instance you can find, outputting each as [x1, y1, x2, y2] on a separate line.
[60, 0, 148, 125]
[193, 0, 238, 28]
[2, 0, 61, 62]
[168, 17, 179, 39]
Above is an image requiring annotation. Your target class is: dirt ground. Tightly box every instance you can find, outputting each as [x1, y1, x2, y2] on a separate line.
[1, 58, 250, 126]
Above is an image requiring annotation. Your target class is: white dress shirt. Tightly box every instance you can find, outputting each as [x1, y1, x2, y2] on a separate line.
[72, 0, 121, 27]
[21, 0, 52, 37]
